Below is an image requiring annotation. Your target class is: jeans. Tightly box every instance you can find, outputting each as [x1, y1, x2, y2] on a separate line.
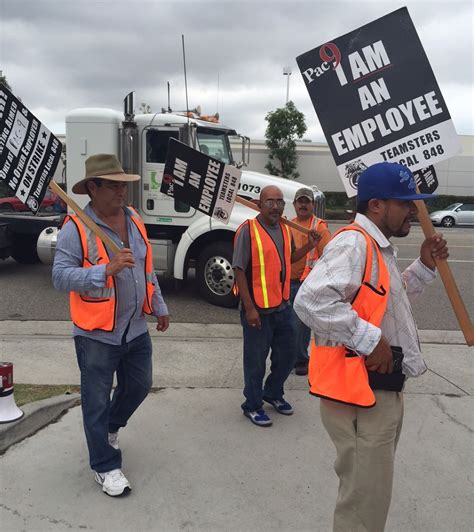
[240, 305, 296, 412]
[74, 332, 153, 473]
[290, 280, 311, 363]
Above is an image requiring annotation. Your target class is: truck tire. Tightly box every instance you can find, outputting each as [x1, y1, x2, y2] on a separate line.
[11, 234, 40, 264]
[196, 242, 238, 308]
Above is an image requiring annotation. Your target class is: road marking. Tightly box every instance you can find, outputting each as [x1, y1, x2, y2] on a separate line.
[398, 258, 474, 263]
[397, 244, 474, 248]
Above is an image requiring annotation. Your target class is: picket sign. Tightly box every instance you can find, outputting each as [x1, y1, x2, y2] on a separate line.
[235, 196, 313, 236]
[48, 181, 121, 254]
[414, 198, 474, 346]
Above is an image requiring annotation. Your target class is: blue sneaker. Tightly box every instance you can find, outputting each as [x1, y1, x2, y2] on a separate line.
[243, 409, 273, 427]
[263, 398, 294, 415]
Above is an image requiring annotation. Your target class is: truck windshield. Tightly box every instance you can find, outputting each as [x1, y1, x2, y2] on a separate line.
[197, 129, 233, 164]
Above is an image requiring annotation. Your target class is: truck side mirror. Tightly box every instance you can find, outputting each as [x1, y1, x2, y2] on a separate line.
[236, 135, 250, 167]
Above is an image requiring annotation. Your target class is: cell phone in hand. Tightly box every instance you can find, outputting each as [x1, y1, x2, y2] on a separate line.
[391, 346, 404, 373]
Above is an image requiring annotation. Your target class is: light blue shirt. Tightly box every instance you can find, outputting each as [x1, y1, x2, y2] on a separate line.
[52, 203, 168, 345]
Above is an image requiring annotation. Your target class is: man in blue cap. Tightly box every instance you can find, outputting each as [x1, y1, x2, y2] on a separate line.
[294, 162, 449, 532]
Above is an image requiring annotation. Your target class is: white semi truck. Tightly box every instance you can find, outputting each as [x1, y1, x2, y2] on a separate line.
[36, 93, 325, 307]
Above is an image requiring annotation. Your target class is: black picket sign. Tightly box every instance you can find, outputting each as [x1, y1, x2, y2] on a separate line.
[296, 7, 460, 196]
[0, 84, 62, 214]
[161, 138, 241, 223]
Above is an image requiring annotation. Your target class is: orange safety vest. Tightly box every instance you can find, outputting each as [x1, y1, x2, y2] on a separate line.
[64, 208, 155, 332]
[235, 218, 292, 310]
[308, 224, 390, 408]
[300, 216, 327, 281]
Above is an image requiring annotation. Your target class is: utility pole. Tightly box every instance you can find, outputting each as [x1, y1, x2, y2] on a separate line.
[283, 66, 292, 104]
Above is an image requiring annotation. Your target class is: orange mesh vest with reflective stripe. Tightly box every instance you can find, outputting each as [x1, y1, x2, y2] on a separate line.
[300, 216, 327, 281]
[308, 224, 390, 408]
[236, 218, 292, 310]
[65, 209, 154, 332]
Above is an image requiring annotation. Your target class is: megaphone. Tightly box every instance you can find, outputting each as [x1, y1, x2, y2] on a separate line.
[0, 362, 24, 424]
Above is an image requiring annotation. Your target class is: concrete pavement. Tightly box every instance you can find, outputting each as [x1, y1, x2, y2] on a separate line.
[0, 321, 473, 531]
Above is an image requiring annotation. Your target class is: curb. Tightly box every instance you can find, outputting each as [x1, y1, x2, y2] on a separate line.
[418, 329, 466, 345]
[0, 393, 80, 454]
[0, 321, 467, 344]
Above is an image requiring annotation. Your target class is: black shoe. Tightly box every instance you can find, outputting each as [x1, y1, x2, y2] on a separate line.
[294, 360, 308, 376]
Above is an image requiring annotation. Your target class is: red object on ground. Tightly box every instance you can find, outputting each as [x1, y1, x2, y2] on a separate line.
[0, 362, 14, 390]
[0, 362, 24, 424]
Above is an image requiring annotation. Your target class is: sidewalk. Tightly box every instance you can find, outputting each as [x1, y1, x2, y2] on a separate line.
[0, 321, 472, 531]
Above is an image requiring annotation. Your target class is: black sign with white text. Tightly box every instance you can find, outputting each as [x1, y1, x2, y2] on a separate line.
[161, 139, 241, 223]
[296, 7, 461, 197]
[413, 165, 438, 194]
[0, 85, 62, 213]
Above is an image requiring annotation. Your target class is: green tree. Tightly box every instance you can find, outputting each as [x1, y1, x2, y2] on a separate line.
[0, 70, 12, 91]
[264, 101, 307, 179]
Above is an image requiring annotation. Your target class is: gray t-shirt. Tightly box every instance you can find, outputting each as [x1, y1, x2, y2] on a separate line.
[232, 215, 294, 313]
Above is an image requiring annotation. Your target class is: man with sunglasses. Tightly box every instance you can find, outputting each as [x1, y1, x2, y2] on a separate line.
[233, 185, 319, 426]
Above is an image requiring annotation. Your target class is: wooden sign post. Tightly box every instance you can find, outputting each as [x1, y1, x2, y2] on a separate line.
[48, 181, 121, 254]
[415, 199, 474, 346]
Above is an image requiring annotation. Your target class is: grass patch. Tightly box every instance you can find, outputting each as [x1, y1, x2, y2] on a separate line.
[14, 384, 80, 406]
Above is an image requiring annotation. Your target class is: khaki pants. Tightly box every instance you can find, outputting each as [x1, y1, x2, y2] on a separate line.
[320, 391, 404, 532]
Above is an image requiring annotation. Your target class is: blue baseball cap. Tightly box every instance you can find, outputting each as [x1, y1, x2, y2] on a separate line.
[357, 162, 435, 201]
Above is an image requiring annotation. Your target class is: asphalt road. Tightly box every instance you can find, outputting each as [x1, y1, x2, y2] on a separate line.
[0, 223, 472, 330]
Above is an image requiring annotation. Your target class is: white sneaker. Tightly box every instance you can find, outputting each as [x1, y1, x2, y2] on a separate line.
[108, 432, 119, 450]
[94, 469, 131, 497]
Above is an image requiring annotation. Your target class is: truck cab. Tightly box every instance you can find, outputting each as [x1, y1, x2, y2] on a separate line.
[38, 94, 325, 307]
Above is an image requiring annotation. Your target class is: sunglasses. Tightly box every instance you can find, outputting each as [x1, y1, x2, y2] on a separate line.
[262, 199, 285, 209]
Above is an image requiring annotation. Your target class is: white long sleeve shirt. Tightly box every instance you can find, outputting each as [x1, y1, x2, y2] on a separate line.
[293, 213, 436, 378]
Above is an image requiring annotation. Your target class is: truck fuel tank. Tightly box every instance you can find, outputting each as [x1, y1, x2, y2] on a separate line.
[37, 226, 59, 265]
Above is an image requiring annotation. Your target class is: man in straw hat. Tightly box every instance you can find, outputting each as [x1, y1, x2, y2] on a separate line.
[294, 162, 449, 531]
[53, 154, 169, 497]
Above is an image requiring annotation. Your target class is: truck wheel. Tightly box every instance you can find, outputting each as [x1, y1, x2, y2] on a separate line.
[196, 242, 238, 308]
[11, 234, 40, 264]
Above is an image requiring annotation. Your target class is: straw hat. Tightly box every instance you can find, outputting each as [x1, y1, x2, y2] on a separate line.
[72, 154, 141, 194]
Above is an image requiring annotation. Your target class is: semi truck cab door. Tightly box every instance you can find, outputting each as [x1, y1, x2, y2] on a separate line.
[141, 127, 196, 219]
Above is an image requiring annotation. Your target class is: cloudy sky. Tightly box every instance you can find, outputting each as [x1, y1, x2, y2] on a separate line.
[1, 0, 473, 142]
